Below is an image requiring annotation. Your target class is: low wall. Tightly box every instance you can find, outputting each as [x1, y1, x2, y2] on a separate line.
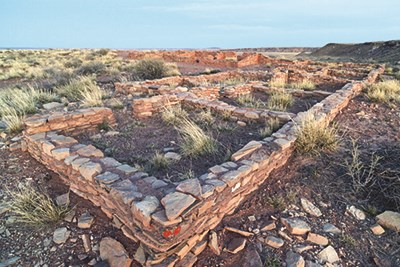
[132, 95, 181, 118]
[23, 107, 116, 136]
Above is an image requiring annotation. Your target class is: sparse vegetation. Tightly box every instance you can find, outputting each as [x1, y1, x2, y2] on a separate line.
[295, 112, 340, 155]
[269, 79, 286, 88]
[133, 59, 168, 80]
[340, 233, 357, 248]
[5, 183, 70, 226]
[258, 118, 280, 138]
[56, 76, 104, 106]
[237, 94, 265, 108]
[195, 109, 215, 126]
[179, 169, 196, 180]
[161, 104, 188, 125]
[366, 80, 400, 105]
[266, 91, 293, 111]
[344, 139, 381, 193]
[97, 120, 111, 131]
[176, 117, 218, 157]
[287, 79, 316, 91]
[148, 151, 170, 171]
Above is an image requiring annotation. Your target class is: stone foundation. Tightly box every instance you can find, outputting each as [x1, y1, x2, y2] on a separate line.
[21, 63, 384, 266]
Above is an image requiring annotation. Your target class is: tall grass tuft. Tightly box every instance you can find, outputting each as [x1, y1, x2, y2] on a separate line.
[295, 112, 340, 155]
[161, 104, 188, 125]
[288, 80, 316, 91]
[366, 80, 400, 104]
[177, 117, 218, 157]
[267, 91, 293, 111]
[258, 118, 280, 138]
[56, 76, 104, 106]
[5, 183, 70, 226]
[236, 94, 265, 108]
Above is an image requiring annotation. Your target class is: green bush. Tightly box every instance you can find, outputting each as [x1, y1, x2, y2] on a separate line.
[134, 59, 167, 80]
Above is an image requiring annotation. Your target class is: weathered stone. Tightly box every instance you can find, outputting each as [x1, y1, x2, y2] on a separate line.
[225, 237, 246, 254]
[220, 161, 238, 169]
[81, 234, 91, 252]
[64, 209, 76, 223]
[263, 236, 284, 248]
[176, 179, 202, 198]
[134, 245, 146, 265]
[209, 231, 220, 255]
[161, 192, 196, 221]
[201, 184, 215, 198]
[152, 179, 168, 189]
[79, 162, 102, 182]
[225, 227, 254, 237]
[242, 247, 262, 267]
[231, 141, 262, 161]
[261, 221, 276, 231]
[55, 192, 70, 206]
[209, 165, 229, 174]
[300, 198, 322, 217]
[307, 233, 329, 246]
[51, 147, 70, 161]
[100, 157, 121, 168]
[0, 256, 21, 267]
[71, 157, 90, 171]
[205, 179, 226, 192]
[64, 155, 79, 165]
[305, 260, 323, 267]
[176, 252, 197, 267]
[294, 245, 314, 254]
[110, 180, 142, 205]
[220, 170, 242, 187]
[78, 212, 94, 229]
[281, 218, 311, 235]
[116, 164, 137, 174]
[278, 230, 293, 242]
[76, 144, 104, 158]
[99, 237, 132, 267]
[317, 245, 340, 263]
[164, 152, 181, 161]
[53, 227, 71, 244]
[322, 223, 341, 234]
[286, 250, 305, 267]
[51, 136, 77, 146]
[151, 210, 182, 227]
[132, 196, 160, 227]
[95, 172, 120, 185]
[376, 211, 400, 232]
[42, 141, 56, 156]
[346, 205, 366, 220]
[370, 224, 385, 235]
[248, 215, 256, 222]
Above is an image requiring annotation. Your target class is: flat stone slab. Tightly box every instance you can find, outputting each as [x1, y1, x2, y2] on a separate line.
[300, 198, 322, 217]
[376, 211, 400, 232]
[161, 192, 196, 221]
[79, 162, 102, 182]
[281, 218, 311, 235]
[76, 145, 104, 158]
[231, 141, 262, 161]
[95, 172, 120, 185]
[225, 237, 246, 254]
[78, 212, 94, 229]
[317, 245, 340, 263]
[53, 227, 71, 244]
[100, 237, 132, 267]
[43, 102, 64, 110]
[176, 179, 202, 199]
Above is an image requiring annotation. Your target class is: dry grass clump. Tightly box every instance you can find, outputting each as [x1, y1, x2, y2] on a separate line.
[148, 151, 170, 171]
[295, 112, 340, 155]
[267, 91, 293, 111]
[161, 104, 188, 125]
[269, 79, 286, 88]
[75, 61, 106, 76]
[0, 86, 57, 132]
[5, 183, 70, 225]
[237, 94, 265, 108]
[366, 80, 400, 104]
[56, 76, 104, 107]
[288, 79, 316, 91]
[258, 118, 280, 138]
[176, 117, 218, 157]
[195, 109, 215, 126]
[133, 59, 168, 80]
[220, 77, 247, 87]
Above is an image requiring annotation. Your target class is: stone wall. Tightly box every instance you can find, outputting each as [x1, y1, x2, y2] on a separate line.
[23, 107, 116, 136]
[22, 65, 384, 266]
[132, 95, 181, 118]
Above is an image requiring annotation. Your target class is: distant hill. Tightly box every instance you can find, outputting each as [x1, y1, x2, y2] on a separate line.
[306, 40, 400, 65]
[224, 47, 317, 53]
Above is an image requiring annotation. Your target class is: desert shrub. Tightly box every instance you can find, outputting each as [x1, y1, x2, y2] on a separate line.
[295, 112, 340, 155]
[164, 62, 181, 77]
[195, 109, 215, 126]
[366, 80, 400, 104]
[267, 91, 293, 111]
[344, 139, 381, 193]
[5, 183, 70, 225]
[237, 94, 265, 109]
[1, 106, 24, 133]
[148, 151, 170, 171]
[133, 59, 168, 80]
[177, 117, 218, 157]
[64, 58, 83, 69]
[258, 118, 280, 138]
[80, 83, 104, 107]
[41, 67, 75, 87]
[385, 67, 393, 75]
[161, 104, 188, 125]
[288, 79, 316, 91]
[75, 61, 106, 76]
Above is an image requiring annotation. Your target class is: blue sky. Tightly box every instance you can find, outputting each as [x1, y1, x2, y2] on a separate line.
[1, 0, 399, 48]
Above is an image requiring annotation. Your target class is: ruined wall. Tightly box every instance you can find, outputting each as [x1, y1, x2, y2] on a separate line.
[132, 95, 181, 118]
